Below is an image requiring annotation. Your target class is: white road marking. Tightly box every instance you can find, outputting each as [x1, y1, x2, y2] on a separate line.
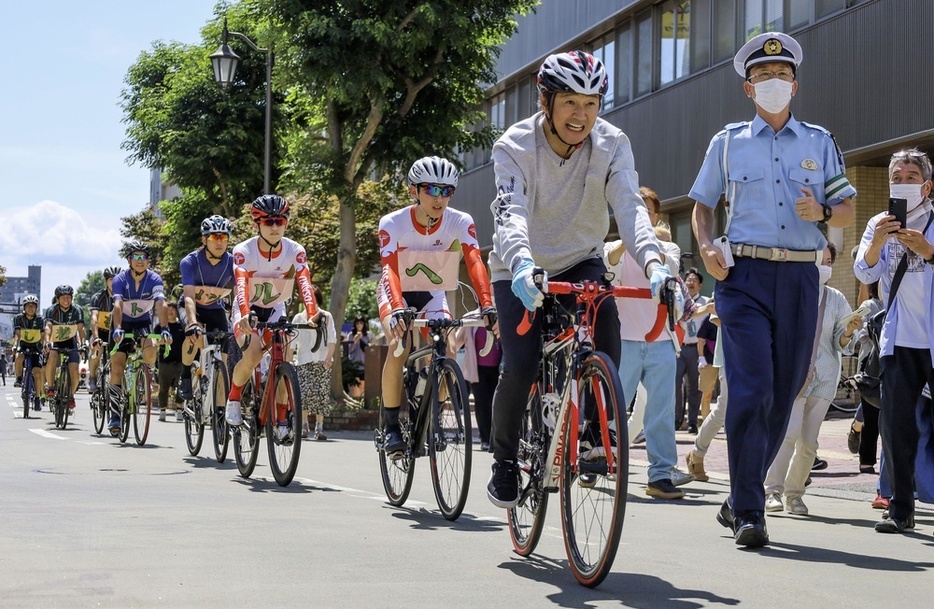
[30, 429, 68, 440]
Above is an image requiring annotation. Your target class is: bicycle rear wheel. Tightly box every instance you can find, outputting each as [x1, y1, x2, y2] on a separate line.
[266, 363, 302, 487]
[212, 362, 230, 463]
[233, 379, 260, 478]
[133, 366, 152, 446]
[508, 385, 549, 556]
[428, 359, 472, 520]
[376, 400, 415, 506]
[560, 351, 628, 588]
[184, 395, 204, 456]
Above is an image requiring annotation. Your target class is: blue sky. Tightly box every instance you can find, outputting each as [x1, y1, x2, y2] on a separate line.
[0, 1, 220, 301]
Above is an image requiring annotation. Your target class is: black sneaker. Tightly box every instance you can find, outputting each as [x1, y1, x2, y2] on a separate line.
[847, 424, 861, 455]
[14, 377, 22, 388]
[487, 459, 520, 508]
[811, 456, 828, 471]
[645, 478, 685, 500]
[580, 426, 617, 460]
[383, 426, 406, 455]
[178, 377, 193, 401]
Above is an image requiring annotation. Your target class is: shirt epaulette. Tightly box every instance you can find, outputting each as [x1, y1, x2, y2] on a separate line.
[716, 121, 750, 138]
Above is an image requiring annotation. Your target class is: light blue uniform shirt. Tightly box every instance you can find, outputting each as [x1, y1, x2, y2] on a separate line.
[689, 114, 856, 251]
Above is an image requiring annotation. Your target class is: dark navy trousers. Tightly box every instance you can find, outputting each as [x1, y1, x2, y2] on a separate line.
[715, 257, 818, 515]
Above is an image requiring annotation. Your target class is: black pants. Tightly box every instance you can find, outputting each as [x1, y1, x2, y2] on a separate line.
[676, 346, 701, 427]
[158, 361, 184, 410]
[472, 364, 499, 445]
[858, 399, 880, 468]
[490, 257, 620, 462]
[879, 347, 934, 520]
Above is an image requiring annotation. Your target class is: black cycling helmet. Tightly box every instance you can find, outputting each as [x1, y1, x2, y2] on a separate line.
[103, 266, 122, 279]
[201, 214, 233, 235]
[54, 285, 75, 297]
[250, 194, 290, 220]
[121, 240, 151, 258]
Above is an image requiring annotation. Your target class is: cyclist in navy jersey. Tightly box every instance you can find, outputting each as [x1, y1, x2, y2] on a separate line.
[107, 240, 171, 435]
[88, 266, 121, 392]
[43, 285, 87, 414]
[177, 215, 235, 400]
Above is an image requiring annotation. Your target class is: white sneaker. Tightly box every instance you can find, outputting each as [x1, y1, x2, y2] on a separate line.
[225, 400, 243, 426]
[765, 492, 784, 513]
[669, 467, 695, 487]
[175, 408, 184, 422]
[158, 409, 167, 422]
[786, 496, 809, 515]
[275, 423, 290, 442]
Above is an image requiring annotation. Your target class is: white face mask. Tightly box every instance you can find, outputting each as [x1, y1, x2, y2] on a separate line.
[889, 183, 927, 213]
[818, 265, 832, 285]
[752, 79, 793, 114]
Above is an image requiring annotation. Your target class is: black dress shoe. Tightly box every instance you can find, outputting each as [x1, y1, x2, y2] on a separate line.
[716, 498, 734, 529]
[734, 512, 769, 547]
[874, 514, 915, 534]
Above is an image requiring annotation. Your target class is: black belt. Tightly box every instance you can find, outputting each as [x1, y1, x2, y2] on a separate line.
[732, 243, 821, 263]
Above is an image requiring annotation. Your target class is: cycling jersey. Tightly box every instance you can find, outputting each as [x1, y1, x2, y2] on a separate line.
[90, 289, 115, 337]
[112, 269, 166, 324]
[231, 236, 318, 328]
[377, 205, 492, 320]
[44, 304, 85, 348]
[179, 249, 234, 312]
[13, 313, 45, 349]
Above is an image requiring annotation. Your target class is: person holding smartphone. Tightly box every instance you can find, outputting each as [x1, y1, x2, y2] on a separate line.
[854, 148, 934, 535]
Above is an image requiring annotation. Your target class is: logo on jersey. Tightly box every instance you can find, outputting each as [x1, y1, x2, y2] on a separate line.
[468, 224, 477, 240]
[379, 230, 390, 249]
[296, 250, 306, 264]
[234, 252, 245, 265]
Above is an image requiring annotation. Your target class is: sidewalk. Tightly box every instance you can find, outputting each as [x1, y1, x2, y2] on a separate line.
[630, 404, 934, 514]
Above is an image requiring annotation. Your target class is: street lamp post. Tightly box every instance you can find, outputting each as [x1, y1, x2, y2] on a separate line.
[210, 18, 273, 195]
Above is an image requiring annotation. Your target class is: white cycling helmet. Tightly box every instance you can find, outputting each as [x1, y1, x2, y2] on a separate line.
[407, 156, 458, 188]
[537, 50, 608, 97]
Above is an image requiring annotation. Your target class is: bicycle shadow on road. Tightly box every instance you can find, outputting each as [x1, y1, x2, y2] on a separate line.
[232, 476, 325, 494]
[387, 505, 505, 533]
[181, 455, 239, 471]
[498, 555, 741, 608]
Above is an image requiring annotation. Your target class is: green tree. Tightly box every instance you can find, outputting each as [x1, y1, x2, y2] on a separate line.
[76, 270, 106, 325]
[265, 0, 537, 399]
[0, 264, 6, 287]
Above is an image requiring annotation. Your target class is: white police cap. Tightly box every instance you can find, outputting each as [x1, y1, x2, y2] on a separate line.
[733, 32, 802, 77]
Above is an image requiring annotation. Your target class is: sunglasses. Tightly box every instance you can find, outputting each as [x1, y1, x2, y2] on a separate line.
[206, 233, 229, 242]
[129, 253, 149, 261]
[259, 217, 288, 227]
[421, 184, 455, 198]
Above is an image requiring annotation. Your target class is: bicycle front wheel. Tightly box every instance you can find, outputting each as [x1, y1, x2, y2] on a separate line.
[233, 379, 260, 478]
[508, 384, 549, 556]
[55, 368, 71, 430]
[91, 375, 106, 435]
[211, 362, 230, 463]
[428, 359, 472, 520]
[133, 367, 152, 446]
[21, 371, 31, 419]
[266, 363, 302, 487]
[560, 351, 628, 588]
[184, 395, 204, 456]
[119, 391, 131, 444]
[376, 400, 415, 506]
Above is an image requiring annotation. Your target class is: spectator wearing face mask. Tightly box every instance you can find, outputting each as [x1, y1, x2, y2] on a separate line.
[763, 242, 860, 516]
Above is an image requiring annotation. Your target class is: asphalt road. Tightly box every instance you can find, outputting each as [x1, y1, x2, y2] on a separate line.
[1, 384, 931, 608]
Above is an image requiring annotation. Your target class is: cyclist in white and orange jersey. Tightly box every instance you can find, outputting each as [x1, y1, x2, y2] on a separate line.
[224, 194, 320, 441]
[377, 156, 497, 455]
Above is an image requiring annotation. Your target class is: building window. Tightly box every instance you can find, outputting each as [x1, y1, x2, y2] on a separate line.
[635, 10, 653, 96]
[591, 33, 616, 111]
[616, 24, 632, 103]
[743, 0, 784, 40]
[659, 0, 692, 86]
[713, 1, 737, 61]
[690, 0, 711, 72]
[816, 0, 847, 18]
[489, 92, 505, 130]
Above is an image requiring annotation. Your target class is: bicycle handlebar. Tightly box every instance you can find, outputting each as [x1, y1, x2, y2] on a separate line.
[252, 317, 325, 354]
[391, 312, 489, 357]
[516, 279, 670, 342]
[108, 333, 171, 358]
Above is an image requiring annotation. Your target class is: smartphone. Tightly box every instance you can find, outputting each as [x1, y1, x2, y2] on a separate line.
[889, 197, 908, 228]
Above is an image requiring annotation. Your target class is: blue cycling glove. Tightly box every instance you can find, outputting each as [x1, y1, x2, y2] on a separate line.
[648, 262, 672, 303]
[511, 258, 545, 311]
[112, 328, 125, 345]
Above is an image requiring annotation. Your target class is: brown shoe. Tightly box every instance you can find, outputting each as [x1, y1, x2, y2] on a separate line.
[685, 450, 709, 482]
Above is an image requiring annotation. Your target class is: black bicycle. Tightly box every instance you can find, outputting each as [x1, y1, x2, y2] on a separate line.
[18, 345, 43, 418]
[374, 310, 488, 521]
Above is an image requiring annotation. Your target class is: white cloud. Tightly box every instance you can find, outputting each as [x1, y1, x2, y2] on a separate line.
[0, 200, 124, 300]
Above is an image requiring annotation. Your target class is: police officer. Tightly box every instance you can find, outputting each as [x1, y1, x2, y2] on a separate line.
[689, 32, 856, 547]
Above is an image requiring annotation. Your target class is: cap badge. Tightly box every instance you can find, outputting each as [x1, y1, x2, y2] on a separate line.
[764, 38, 783, 56]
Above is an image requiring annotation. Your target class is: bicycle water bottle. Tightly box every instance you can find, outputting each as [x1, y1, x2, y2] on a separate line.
[542, 392, 560, 429]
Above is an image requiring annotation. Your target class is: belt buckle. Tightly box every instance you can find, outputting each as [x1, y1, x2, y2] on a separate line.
[770, 248, 788, 262]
